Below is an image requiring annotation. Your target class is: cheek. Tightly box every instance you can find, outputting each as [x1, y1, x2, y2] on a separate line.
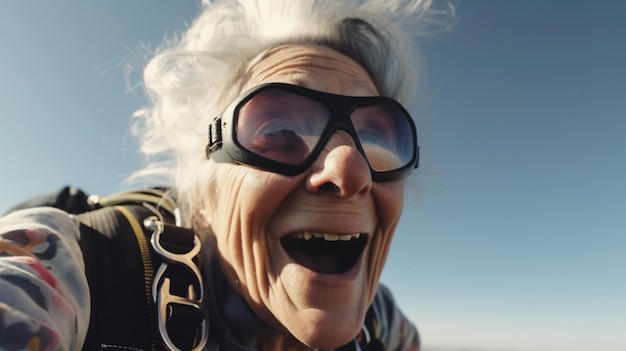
[201, 162, 301, 318]
[374, 181, 405, 227]
[366, 181, 404, 300]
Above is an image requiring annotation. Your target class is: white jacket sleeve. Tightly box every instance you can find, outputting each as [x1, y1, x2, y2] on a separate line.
[0, 207, 90, 351]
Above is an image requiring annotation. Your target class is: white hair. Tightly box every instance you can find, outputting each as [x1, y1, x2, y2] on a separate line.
[131, 0, 454, 219]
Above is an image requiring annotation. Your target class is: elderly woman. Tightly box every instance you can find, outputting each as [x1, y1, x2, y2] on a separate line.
[0, 0, 450, 350]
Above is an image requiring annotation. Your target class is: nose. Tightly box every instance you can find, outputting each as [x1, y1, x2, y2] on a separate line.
[305, 131, 372, 197]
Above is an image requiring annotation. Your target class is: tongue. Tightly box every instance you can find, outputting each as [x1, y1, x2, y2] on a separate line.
[312, 253, 342, 274]
[281, 235, 367, 275]
[289, 249, 342, 274]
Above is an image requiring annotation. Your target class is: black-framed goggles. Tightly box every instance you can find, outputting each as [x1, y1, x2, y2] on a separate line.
[206, 83, 419, 182]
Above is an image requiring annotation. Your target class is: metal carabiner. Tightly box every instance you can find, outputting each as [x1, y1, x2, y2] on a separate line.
[145, 216, 209, 351]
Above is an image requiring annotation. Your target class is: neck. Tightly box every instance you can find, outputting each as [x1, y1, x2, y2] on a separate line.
[255, 333, 315, 351]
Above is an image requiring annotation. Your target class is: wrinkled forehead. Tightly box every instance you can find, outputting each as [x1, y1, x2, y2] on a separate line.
[241, 44, 380, 97]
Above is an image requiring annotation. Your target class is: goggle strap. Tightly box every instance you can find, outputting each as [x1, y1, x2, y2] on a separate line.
[414, 145, 420, 169]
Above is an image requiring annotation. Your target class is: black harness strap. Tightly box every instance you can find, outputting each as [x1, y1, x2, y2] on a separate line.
[78, 205, 162, 351]
[77, 190, 208, 351]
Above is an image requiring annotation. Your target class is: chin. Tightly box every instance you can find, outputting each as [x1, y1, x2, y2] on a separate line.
[266, 231, 375, 348]
[288, 310, 363, 350]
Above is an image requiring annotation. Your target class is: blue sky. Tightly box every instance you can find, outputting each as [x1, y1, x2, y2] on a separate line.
[1, 2, 624, 351]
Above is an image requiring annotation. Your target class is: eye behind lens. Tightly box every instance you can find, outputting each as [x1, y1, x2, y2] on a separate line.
[362, 144, 406, 172]
[351, 103, 415, 173]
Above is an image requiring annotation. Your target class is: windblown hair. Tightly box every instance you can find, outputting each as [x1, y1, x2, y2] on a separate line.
[132, 0, 454, 221]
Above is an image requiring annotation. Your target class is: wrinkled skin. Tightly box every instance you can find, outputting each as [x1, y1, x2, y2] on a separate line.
[198, 44, 405, 350]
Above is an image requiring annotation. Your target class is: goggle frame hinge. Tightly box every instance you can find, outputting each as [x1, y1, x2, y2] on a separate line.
[206, 117, 223, 157]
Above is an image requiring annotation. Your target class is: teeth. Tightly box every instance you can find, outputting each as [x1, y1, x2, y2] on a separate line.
[324, 234, 339, 241]
[294, 232, 361, 241]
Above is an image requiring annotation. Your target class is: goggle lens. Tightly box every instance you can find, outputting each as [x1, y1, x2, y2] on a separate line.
[235, 87, 415, 173]
[351, 103, 414, 172]
[237, 88, 329, 166]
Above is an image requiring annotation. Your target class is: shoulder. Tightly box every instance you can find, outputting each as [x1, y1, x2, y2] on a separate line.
[369, 283, 420, 351]
[1, 206, 81, 238]
[0, 206, 85, 276]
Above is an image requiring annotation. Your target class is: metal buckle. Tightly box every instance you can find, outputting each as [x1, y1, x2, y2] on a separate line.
[145, 216, 209, 351]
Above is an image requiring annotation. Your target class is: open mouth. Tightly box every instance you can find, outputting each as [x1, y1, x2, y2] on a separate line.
[281, 232, 368, 274]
